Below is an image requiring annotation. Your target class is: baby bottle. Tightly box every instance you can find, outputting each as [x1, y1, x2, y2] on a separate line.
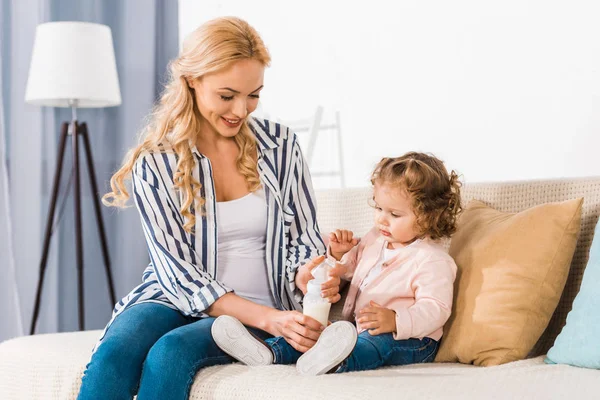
[302, 259, 335, 327]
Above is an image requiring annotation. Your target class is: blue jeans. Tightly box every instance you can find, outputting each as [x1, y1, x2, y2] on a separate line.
[268, 329, 439, 373]
[77, 303, 272, 400]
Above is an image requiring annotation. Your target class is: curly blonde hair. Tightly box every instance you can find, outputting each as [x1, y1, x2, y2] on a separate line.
[370, 152, 463, 240]
[102, 17, 270, 232]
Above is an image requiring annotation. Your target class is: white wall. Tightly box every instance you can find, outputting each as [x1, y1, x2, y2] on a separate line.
[179, 0, 600, 187]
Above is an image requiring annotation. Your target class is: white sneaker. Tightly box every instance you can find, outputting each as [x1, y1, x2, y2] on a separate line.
[296, 321, 357, 376]
[211, 315, 274, 366]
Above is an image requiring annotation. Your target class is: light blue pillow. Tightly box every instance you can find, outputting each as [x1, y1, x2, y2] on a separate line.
[545, 220, 600, 368]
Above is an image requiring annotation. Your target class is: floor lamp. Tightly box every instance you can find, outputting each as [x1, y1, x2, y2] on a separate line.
[25, 22, 121, 333]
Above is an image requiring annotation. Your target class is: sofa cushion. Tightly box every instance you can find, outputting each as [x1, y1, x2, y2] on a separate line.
[545, 219, 600, 369]
[1, 330, 599, 400]
[435, 198, 583, 366]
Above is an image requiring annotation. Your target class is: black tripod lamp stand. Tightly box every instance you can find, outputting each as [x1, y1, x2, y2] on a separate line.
[25, 22, 122, 333]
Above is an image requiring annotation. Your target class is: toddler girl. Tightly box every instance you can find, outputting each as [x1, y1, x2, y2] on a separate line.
[211, 152, 462, 375]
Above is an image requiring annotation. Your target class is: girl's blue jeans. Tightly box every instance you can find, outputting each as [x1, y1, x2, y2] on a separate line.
[77, 303, 272, 400]
[78, 303, 438, 399]
[267, 327, 439, 372]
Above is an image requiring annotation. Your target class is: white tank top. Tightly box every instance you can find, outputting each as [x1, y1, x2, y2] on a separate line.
[216, 188, 277, 308]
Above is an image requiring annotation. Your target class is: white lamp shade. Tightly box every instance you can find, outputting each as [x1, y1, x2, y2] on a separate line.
[25, 22, 122, 108]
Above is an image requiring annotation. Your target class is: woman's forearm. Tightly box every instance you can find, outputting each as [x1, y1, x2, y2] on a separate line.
[206, 293, 276, 331]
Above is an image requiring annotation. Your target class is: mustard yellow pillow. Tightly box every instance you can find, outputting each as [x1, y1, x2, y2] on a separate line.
[435, 198, 583, 366]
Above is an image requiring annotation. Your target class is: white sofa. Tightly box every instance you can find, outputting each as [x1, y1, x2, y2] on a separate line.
[1, 177, 600, 399]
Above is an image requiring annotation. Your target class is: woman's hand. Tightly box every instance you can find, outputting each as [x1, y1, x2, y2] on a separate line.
[329, 229, 359, 261]
[264, 309, 325, 353]
[357, 301, 397, 336]
[295, 255, 347, 303]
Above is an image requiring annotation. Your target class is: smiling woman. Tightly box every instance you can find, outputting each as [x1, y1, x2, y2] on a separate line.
[76, 17, 338, 400]
[186, 58, 267, 202]
[187, 59, 264, 138]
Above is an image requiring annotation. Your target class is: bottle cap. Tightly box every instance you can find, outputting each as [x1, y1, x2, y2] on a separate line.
[311, 259, 335, 282]
[306, 279, 322, 295]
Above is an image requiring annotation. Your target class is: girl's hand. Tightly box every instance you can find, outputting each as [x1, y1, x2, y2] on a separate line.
[295, 255, 326, 295]
[320, 262, 347, 304]
[329, 229, 359, 260]
[264, 309, 325, 353]
[356, 301, 397, 336]
[295, 255, 347, 303]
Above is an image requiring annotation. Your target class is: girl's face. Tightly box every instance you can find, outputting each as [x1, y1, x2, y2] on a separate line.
[188, 58, 265, 140]
[373, 183, 421, 249]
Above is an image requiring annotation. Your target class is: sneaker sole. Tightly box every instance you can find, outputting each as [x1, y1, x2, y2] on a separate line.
[211, 315, 273, 366]
[296, 321, 357, 376]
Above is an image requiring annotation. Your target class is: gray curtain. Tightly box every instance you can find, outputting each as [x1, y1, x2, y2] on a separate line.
[0, 0, 178, 341]
[0, 0, 24, 341]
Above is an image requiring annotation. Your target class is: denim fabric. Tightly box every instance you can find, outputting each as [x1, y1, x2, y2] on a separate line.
[338, 332, 439, 372]
[266, 329, 439, 373]
[77, 303, 272, 400]
[265, 336, 304, 364]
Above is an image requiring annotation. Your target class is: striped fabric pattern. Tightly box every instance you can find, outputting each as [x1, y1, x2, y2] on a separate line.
[93, 118, 325, 351]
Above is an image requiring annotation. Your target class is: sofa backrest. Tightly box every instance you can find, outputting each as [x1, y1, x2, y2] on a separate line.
[315, 177, 600, 357]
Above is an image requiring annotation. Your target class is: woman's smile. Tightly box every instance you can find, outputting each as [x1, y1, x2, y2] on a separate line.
[221, 116, 243, 128]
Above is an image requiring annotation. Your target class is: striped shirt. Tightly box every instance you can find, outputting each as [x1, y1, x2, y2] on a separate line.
[94, 118, 326, 351]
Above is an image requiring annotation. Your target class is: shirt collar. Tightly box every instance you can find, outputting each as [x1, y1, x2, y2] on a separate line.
[377, 235, 424, 251]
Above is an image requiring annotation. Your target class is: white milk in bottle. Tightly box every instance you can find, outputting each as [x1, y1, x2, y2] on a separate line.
[303, 259, 334, 326]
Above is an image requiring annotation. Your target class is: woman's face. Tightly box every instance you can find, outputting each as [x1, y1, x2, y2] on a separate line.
[189, 58, 265, 139]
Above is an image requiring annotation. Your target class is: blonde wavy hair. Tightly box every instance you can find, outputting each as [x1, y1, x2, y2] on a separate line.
[370, 152, 463, 240]
[102, 17, 270, 232]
